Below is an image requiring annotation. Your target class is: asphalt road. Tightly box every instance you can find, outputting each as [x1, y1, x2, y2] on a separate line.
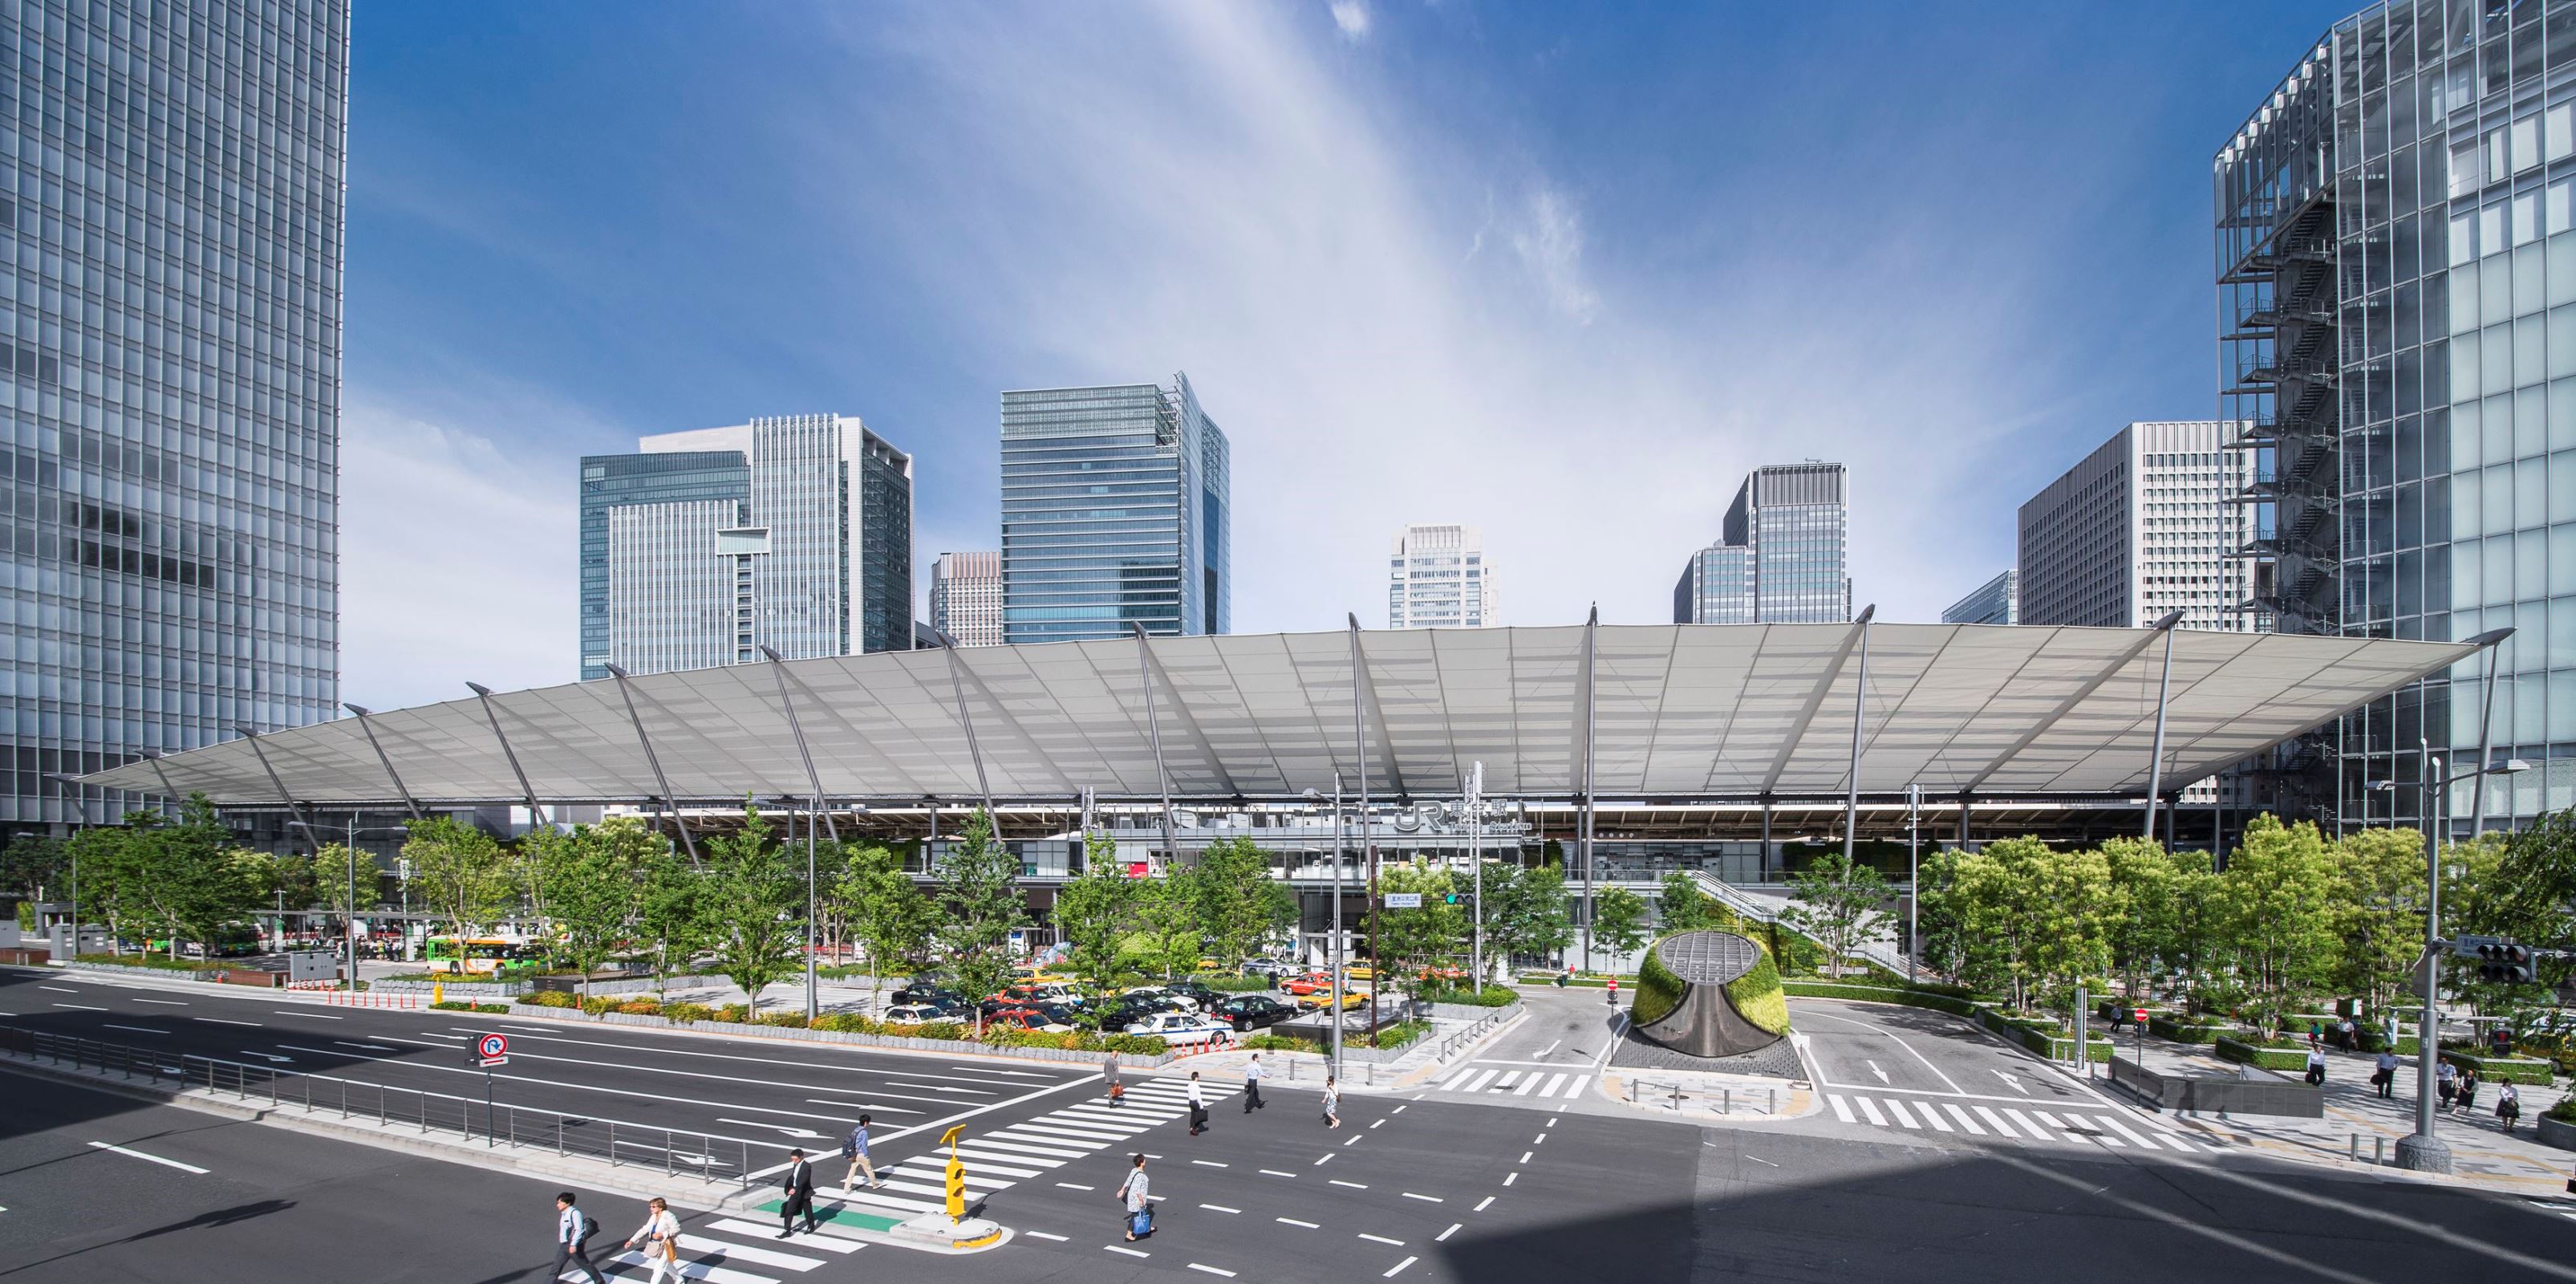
[0, 967, 1099, 1187]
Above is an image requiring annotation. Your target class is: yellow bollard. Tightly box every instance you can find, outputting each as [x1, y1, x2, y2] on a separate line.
[432, 982, 444, 1007]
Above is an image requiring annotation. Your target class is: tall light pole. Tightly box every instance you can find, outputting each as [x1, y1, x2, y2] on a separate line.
[1906, 782, 1921, 985]
[2369, 626, 2521, 1176]
[1305, 781, 1346, 1076]
[1467, 762, 1485, 989]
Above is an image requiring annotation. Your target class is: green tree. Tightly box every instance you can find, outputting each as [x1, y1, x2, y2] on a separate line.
[1369, 859, 1466, 986]
[636, 847, 708, 984]
[131, 798, 267, 959]
[1588, 884, 1650, 961]
[2099, 837, 2187, 1000]
[931, 809, 1027, 1031]
[403, 815, 516, 957]
[1053, 832, 1143, 1002]
[0, 833, 68, 902]
[1779, 852, 1895, 977]
[1192, 835, 1275, 973]
[2217, 814, 2341, 1029]
[1945, 838, 2112, 1012]
[546, 816, 662, 999]
[2333, 826, 2433, 1018]
[1656, 872, 1711, 934]
[1482, 862, 1572, 969]
[1133, 869, 1207, 983]
[835, 839, 931, 1005]
[701, 802, 804, 1013]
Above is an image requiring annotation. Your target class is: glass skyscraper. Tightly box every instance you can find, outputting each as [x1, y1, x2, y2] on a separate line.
[1673, 463, 1850, 624]
[1942, 569, 2019, 626]
[578, 416, 911, 680]
[4, 0, 349, 830]
[999, 375, 1230, 644]
[2222, 2, 2576, 831]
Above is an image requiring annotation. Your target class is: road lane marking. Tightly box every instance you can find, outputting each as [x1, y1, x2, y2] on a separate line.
[1868, 1059, 1888, 1083]
[1826, 1094, 1856, 1124]
[804, 1097, 924, 1115]
[1277, 1217, 1318, 1228]
[1025, 1231, 1068, 1241]
[333, 1041, 396, 1051]
[1370, 1119, 1385, 1129]
[1534, 1039, 1561, 1058]
[1056, 1182, 1094, 1191]
[886, 1081, 993, 1095]
[102, 1024, 167, 1035]
[1855, 1097, 1888, 1127]
[37, 985, 76, 993]
[275, 1010, 342, 1019]
[1260, 1169, 1296, 1177]
[1503, 1172, 1518, 1186]
[1531, 1133, 1546, 1144]
[1474, 1196, 1495, 1212]
[1885, 1099, 1921, 1128]
[1401, 1193, 1442, 1203]
[2091, 1115, 2164, 1150]
[1199, 1203, 1239, 1213]
[1384, 1255, 1418, 1277]
[1329, 1179, 1368, 1189]
[1188, 1266, 1236, 1278]
[1314, 1155, 1333, 1165]
[133, 998, 188, 1006]
[1436, 1223, 1461, 1241]
[1991, 1069, 2029, 1095]
[1971, 1105, 2019, 1137]
[87, 1141, 207, 1173]
[2001, 1107, 2052, 1140]
[1945, 1103, 1987, 1134]
[51, 1003, 108, 1011]
[1919, 1102, 1954, 1132]
[1105, 1245, 1149, 1258]
[1193, 1160, 1228, 1168]
[1344, 1136, 1361, 1146]
[1392, 1105, 1407, 1113]
[1512, 1074, 1546, 1096]
[1359, 1233, 1405, 1245]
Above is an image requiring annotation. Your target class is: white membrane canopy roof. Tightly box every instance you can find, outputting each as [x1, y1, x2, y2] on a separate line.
[81, 624, 2477, 806]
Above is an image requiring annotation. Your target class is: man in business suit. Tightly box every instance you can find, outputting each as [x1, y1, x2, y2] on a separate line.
[778, 1148, 818, 1237]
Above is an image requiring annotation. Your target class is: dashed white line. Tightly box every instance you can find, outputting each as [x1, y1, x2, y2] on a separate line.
[1260, 1169, 1296, 1178]
[1199, 1204, 1240, 1213]
[1276, 1217, 1319, 1229]
[1314, 1154, 1333, 1166]
[1193, 1160, 1228, 1168]
[1436, 1223, 1461, 1241]
[87, 1141, 207, 1174]
[1392, 1104, 1408, 1114]
[1519, 1151, 1532, 1164]
[1188, 1266, 1236, 1278]
[36, 985, 75, 993]
[133, 998, 188, 1006]
[1402, 1193, 1442, 1203]
[51, 1003, 107, 1011]
[193, 1017, 260, 1027]
[1370, 1119, 1385, 1129]
[102, 1024, 167, 1035]
[1384, 1255, 1419, 1278]
[274, 1010, 342, 1019]
[1329, 1179, 1369, 1189]
[1105, 1245, 1149, 1258]
[1056, 1182, 1094, 1192]
[1503, 1172, 1518, 1186]
[1474, 1196, 1495, 1212]
[1359, 1233, 1405, 1245]
[1027, 1231, 1069, 1241]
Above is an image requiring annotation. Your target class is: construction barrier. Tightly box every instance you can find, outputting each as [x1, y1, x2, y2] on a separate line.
[281, 981, 423, 1009]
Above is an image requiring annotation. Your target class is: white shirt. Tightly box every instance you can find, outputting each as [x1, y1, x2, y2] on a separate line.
[633, 1210, 679, 1249]
[1245, 1060, 1262, 1081]
[1119, 1168, 1151, 1211]
[558, 1205, 582, 1245]
[1187, 1080, 1204, 1105]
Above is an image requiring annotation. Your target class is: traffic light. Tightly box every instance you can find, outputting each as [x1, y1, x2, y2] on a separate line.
[2473, 940, 2537, 985]
[944, 1155, 966, 1218]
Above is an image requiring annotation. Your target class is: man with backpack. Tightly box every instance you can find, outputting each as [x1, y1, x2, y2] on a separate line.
[842, 1115, 882, 1192]
[554, 1192, 606, 1284]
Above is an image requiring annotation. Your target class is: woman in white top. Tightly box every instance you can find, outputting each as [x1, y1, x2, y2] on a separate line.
[1322, 1075, 1341, 1129]
[626, 1197, 684, 1284]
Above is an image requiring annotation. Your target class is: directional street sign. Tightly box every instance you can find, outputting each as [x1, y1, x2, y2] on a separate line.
[1383, 892, 1423, 909]
[475, 1032, 509, 1067]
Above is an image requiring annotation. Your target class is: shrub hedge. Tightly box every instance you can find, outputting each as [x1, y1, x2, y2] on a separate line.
[1418, 984, 1519, 1008]
[1633, 942, 1685, 1028]
[2438, 1048, 2554, 1085]
[1241, 1033, 1321, 1054]
[2214, 1035, 2310, 1071]
[517, 990, 576, 1009]
[1726, 946, 1791, 1036]
[1779, 981, 1978, 1018]
[2147, 1014, 2229, 1044]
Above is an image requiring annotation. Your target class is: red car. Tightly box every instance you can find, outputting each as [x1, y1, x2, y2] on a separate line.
[1280, 972, 1335, 996]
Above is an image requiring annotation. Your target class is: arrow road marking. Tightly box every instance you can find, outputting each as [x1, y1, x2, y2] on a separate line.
[1868, 1060, 1889, 1084]
[241, 1050, 292, 1063]
[718, 1119, 824, 1139]
[1992, 1070, 2028, 1095]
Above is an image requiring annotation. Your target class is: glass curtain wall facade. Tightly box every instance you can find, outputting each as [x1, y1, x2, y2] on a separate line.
[1941, 569, 2019, 625]
[1725, 463, 1852, 623]
[4, 0, 350, 829]
[2224, 1, 2576, 833]
[1673, 543, 1756, 624]
[1000, 373, 1230, 644]
[578, 451, 747, 680]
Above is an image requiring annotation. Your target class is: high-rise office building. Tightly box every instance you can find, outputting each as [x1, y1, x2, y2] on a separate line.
[2017, 422, 2249, 632]
[2221, 4, 2576, 831]
[1942, 570, 2020, 626]
[929, 551, 1005, 647]
[999, 375, 1230, 644]
[1387, 524, 1496, 628]
[5, 1, 349, 830]
[1673, 463, 1850, 624]
[578, 416, 911, 679]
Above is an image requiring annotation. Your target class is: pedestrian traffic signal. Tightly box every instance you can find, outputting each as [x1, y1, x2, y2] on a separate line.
[944, 1156, 966, 1219]
[2473, 940, 2537, 985]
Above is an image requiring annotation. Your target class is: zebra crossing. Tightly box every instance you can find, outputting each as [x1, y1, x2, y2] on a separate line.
[558, 1217, 846, 1283]
[1430, 1064, 1593, 1101]
[557, 1077, 1229, 1282]
[1820, 1092, 2225, 1156]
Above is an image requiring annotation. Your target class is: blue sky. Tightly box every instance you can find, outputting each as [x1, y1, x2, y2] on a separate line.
[341, 0, 2355, 708]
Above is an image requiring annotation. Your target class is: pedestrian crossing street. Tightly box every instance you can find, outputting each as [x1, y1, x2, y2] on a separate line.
[1429, 1065, 1593, 1100]
[1821, 1092, 2226, 1156]
[557, 1076, 1234, 1283]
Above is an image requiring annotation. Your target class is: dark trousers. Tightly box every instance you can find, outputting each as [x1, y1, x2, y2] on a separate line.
[1189, 1103, 1208, 1134]
[1243, 1080, 1264, 1112]
[781, 1190, 815, 1232]
[555, 1241, 607, 1284]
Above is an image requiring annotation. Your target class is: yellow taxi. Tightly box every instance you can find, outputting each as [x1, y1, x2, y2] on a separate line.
[1296, 989, 1370, 1011]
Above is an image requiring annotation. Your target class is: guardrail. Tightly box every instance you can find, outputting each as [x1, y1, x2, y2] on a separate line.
[0, 1024, 755, 1185]
[1687, 872, 1909, 976]
[1425, 1002, 1519, 1065]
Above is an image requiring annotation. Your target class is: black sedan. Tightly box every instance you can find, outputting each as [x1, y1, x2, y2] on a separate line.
[1212, 993, 1296, 1031]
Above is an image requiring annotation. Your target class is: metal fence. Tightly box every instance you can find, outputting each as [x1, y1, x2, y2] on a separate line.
[0, 1024, 755, 1185]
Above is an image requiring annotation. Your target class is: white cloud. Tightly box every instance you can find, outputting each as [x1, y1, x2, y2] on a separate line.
[1328, 0, 1370, 40]
[1509, 185, 1600, 324]
[338, 394, 583, 709]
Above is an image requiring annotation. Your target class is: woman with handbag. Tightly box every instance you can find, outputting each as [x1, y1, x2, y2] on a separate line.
[625, 1197, 684, 1284]
[1117, 1154, 1153, 1241]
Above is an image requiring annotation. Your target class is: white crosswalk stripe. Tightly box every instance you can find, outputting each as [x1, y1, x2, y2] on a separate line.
[1429, 1066, 1591, 1101]
[1816, 1092, 2225, 1157]
[565, 1227, 831, 1282]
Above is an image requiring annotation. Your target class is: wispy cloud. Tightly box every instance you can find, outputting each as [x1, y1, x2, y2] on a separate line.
[1329, 0, 1370, 41]
[1509, 185, 1600, 324]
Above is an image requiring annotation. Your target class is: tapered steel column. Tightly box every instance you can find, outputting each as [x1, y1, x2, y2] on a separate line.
[599, 667, 698, 866]
[343, 704, 426, 823]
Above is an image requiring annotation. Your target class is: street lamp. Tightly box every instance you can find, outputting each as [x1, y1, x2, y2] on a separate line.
[304, 819, 410, 989]
[2368, 729, 2528, 1172]
[1302, 781, 1346, 1078]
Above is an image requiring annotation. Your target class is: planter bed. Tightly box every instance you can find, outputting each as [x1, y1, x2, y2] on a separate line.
[1977, 1008, 2112, 1063]
[500, 999, 1185, 1067]
[371, 977, 529, 998]
[2147, 1014, 2232, 1044]
[2438, 1049, 2554, 1085]
[2214, 1035, 2311, 1072]
[2538, 1111, 2576, 1152]
[1780, 981, 1978, 1017]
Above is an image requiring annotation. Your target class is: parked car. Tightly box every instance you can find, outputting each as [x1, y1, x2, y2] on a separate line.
[1123, 1011, 1237, 1046]
[880, 1004, 948, 1026]
[1212, 994, 1296, 1031]
[894, 984, 961, 1007]
[1166, 980, 1223, 1008]
[988, 1006, 1075, 1034]
[1122, 985, 1199, 1014]
[1281, 972, 1336, 997]
[1343, 964, 1378, 983]
[1296, 989, 1369, 1012]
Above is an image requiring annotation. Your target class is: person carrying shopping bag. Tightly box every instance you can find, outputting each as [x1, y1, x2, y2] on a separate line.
[1187, 1071, 1209, 1136]
[2498, 1082, 2523, 1132]
[625, 1197, 684, 1284]
[1243, 1054, 1266, 1113]
[1117, 1154, 1153, 1241]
